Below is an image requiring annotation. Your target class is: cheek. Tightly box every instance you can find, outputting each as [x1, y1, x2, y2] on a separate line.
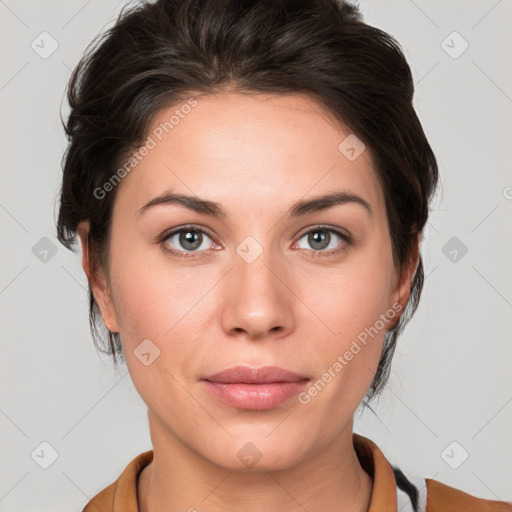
[107, 256, 209, 408]
[297, 244, 396, 391]
[302, 250, 395, 342]
[108, 242, 209, 343]
[295, 271, 393, 422]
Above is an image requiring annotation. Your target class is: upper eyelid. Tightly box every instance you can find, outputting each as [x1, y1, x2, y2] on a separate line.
[163, 224, 218, 243]
[295, 224, 350, 239]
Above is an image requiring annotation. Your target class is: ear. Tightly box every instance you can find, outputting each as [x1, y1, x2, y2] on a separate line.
[387, 230, 420, 328]
[77, 221, 120, 333]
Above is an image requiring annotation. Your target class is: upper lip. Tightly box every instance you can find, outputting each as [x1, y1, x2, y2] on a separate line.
[203, 365, 310, 384]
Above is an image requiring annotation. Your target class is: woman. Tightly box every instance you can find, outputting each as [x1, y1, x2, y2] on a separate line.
[57, 0, 511, 510]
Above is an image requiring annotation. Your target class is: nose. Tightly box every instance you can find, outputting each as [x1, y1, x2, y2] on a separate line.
[219, 245, 295, 341]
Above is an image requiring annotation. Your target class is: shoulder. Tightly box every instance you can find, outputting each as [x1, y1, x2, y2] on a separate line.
[82, 480, 116, 511]
[425, 478, 512, 512]
[354, 434, 511, 512]
[392, 466, 511, 512]
[81, 450, 154, 512]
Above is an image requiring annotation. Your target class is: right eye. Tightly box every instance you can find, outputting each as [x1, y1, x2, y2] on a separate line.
[160, 225, 219, 259]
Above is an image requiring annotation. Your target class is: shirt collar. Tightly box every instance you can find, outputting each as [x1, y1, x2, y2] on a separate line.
[353, 433, 398, 510]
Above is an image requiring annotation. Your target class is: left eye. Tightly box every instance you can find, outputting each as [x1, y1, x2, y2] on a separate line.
[294, 228, 349, 253]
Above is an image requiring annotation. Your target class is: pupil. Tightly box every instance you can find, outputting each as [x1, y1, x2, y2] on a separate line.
[182, 230, 200, 250]
[310, 230, 328, 250]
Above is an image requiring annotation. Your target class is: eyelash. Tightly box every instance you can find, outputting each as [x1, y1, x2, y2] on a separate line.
[159, 224, 351, 260]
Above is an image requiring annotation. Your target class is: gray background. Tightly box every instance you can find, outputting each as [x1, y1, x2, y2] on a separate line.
[1, 0, 511, 510]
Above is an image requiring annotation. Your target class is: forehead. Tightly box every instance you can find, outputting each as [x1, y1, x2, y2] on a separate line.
[116, 92, 385, 220]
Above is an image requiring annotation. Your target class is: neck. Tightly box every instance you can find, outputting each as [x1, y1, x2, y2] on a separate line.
[138, 413, 372, 512]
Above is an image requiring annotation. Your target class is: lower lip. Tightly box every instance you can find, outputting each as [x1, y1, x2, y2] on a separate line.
[203, 380, 309, 410]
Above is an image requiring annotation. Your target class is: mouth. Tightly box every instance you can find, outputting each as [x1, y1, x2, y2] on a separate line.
[202, 365, 310, 410]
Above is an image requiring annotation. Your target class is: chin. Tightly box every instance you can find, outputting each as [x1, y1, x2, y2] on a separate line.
[199, 432, 310, 473]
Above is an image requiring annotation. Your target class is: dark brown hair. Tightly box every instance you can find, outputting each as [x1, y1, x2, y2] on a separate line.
[57, 0, 438, 403]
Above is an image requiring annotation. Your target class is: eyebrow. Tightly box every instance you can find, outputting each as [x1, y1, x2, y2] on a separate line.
[138, 190, 372, 219]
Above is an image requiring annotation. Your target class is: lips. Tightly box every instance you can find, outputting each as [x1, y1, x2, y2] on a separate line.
[203, 365, 309, 384]
[202, 366, 310, 410]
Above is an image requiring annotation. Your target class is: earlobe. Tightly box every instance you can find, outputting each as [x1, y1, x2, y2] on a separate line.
[388, 231, 420, 328]
[77, 221, 120, 333]
[95, 288, 120, 334]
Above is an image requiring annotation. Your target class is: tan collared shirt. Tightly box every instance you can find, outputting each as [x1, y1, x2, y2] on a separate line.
[81, 434, 512, 511]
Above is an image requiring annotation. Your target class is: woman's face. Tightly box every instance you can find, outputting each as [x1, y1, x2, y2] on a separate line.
[84, 92, 415, 471]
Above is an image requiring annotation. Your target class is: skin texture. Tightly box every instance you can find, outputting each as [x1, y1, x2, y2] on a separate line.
[78, 92, 418, 512]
